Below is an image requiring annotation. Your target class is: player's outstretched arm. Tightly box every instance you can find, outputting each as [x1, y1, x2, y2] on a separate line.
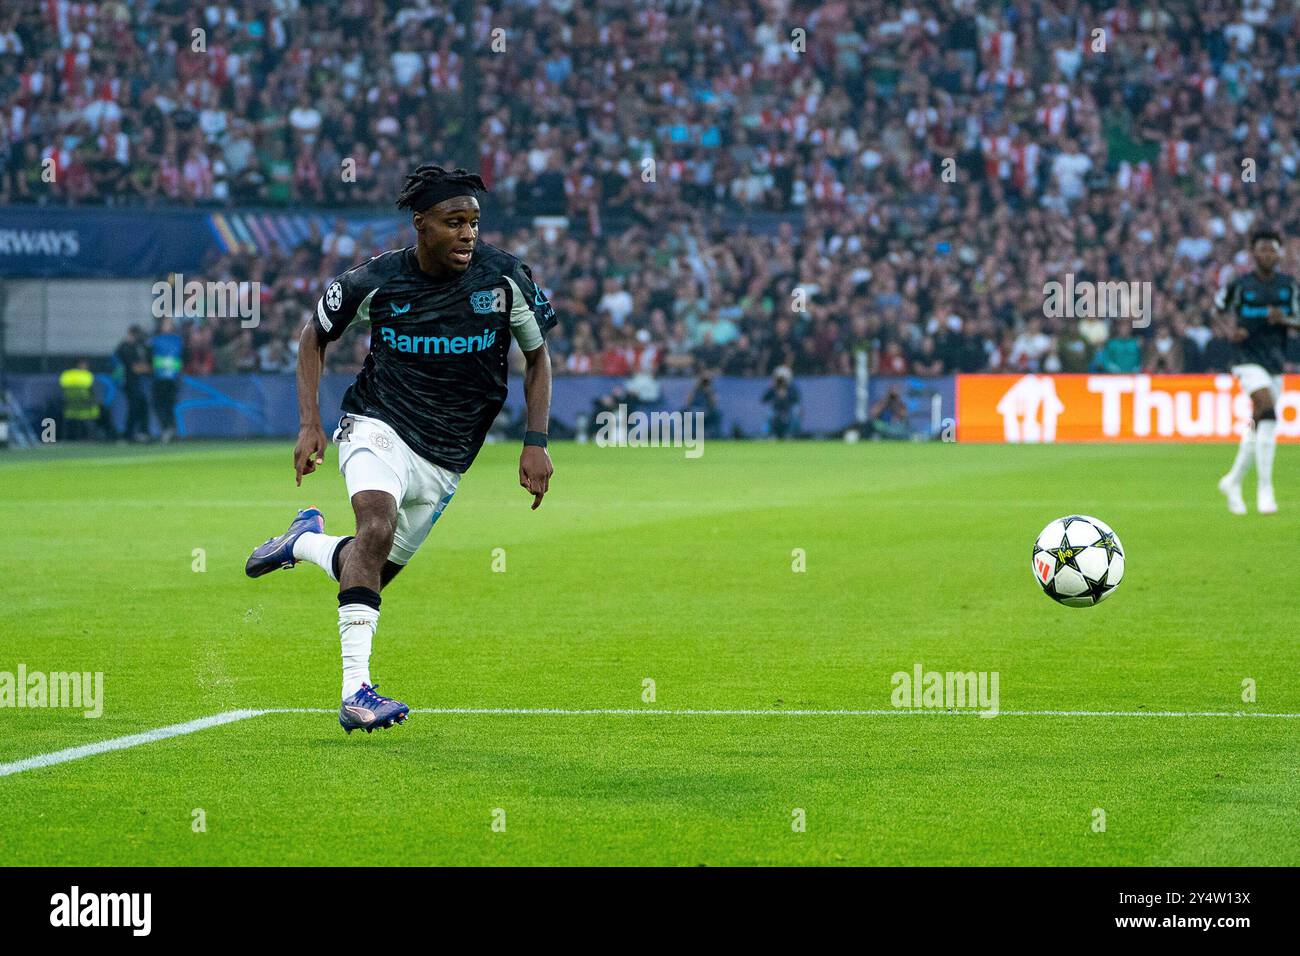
[294, 322, 329, 486]
[519, 343, 553, 510]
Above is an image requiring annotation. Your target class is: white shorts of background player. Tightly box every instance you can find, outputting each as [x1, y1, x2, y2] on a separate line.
[1230, 363, 1283, 402]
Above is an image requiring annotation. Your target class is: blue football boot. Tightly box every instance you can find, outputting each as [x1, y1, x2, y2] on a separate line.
[339, 684, 411, 734]
[245, 507, 325, 578]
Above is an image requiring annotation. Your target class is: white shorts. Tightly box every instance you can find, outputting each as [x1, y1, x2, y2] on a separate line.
[333, 414, 461, 565]
[1231, 364, 1283, 401]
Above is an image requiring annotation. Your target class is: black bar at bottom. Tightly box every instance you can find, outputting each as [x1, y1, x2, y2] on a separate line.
[0, 866, 1282, 940]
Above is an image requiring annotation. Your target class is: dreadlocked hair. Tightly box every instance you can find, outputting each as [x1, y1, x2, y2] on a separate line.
[395, 164, 487, 210]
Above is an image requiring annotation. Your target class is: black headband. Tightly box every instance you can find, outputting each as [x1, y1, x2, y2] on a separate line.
[410, 181, 482, 213]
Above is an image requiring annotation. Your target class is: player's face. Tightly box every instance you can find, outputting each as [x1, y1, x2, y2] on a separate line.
[415, 196, 480, 273]
[1252, 239, 1281, 273]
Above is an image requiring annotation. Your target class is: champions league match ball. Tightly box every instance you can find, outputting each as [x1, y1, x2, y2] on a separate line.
[1031, 515, 1125, 607]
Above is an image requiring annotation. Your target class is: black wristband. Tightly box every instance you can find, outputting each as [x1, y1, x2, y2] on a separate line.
[524, 430, 548, 448]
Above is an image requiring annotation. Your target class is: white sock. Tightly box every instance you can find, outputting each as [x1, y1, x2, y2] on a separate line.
[1255, 419, 1277, 493]
[339, 604, 378, 700]
[293, 532, 348, 581]
[1227, 423, 1255, 484]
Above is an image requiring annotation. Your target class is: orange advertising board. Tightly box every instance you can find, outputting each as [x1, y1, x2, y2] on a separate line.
[956, 374, 1300, 443]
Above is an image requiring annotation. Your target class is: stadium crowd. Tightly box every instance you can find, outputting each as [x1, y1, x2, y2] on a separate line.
[6, 0, 1300, 377]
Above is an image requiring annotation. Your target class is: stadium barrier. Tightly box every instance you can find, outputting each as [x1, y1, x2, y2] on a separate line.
[15, 372, 1297, 444]
[956, 374, 1300, 443]
[6, 373, 954, 442]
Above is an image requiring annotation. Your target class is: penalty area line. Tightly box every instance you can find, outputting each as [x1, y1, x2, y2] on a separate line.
[3, 707, 1299, 780]
[0, 708, 268, 779]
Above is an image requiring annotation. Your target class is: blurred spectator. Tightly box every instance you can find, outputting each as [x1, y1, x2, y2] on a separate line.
[761, 368, 801, 439]
[184, 325, 216, 376]
[879, 341, 910, 375]
[113, 326, 152, 442]
[867, 387, 911, 441]
[151, 317, 183, 443]
[1090, 325, 1143, 374]
[683, 372, 722, 439]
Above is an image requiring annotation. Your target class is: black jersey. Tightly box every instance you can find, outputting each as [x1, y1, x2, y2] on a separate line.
[1214, 270, 1299, 373]
[312, 241, 557, 473]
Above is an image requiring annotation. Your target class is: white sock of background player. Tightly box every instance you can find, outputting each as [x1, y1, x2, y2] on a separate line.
[1225, 422, 1255, 485]
[1255, 416, 1277, 497]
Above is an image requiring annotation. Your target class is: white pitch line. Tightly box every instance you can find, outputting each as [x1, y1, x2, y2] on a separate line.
[0, 709, 267, 778]
[4, 706, 1299, 780]
[423, 708, 1300, 717]
[268, 707, 1300, 718]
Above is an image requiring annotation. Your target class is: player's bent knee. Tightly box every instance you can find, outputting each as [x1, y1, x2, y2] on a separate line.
[355, 514, 396, 553]
[350, 492, 397, 542]
[349, 506, 397, 558]
[1251, 391, 1276, 421]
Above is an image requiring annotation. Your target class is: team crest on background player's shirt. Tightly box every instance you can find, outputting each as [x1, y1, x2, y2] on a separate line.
[470, 289, 503, 314]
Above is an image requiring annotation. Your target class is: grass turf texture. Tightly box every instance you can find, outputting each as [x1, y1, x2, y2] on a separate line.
[0, 440, 1296, 866]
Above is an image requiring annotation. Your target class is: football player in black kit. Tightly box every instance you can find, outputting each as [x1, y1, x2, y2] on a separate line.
[244, 165, 556, 733]
[1215, 228, 1299, 516]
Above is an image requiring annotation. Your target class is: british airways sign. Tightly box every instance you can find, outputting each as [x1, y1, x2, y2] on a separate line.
[0, 208, 214, 277]
[0, 229, 80, 256]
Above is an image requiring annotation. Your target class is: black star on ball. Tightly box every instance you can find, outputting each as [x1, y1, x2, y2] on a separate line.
[1047, 532, 1084, 573]
[1082, 569, 1114, 604]
[1094, 530, 1123, 561]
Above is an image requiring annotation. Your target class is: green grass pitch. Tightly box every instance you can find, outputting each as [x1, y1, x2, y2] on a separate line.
[1, 439, 1296, 866]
